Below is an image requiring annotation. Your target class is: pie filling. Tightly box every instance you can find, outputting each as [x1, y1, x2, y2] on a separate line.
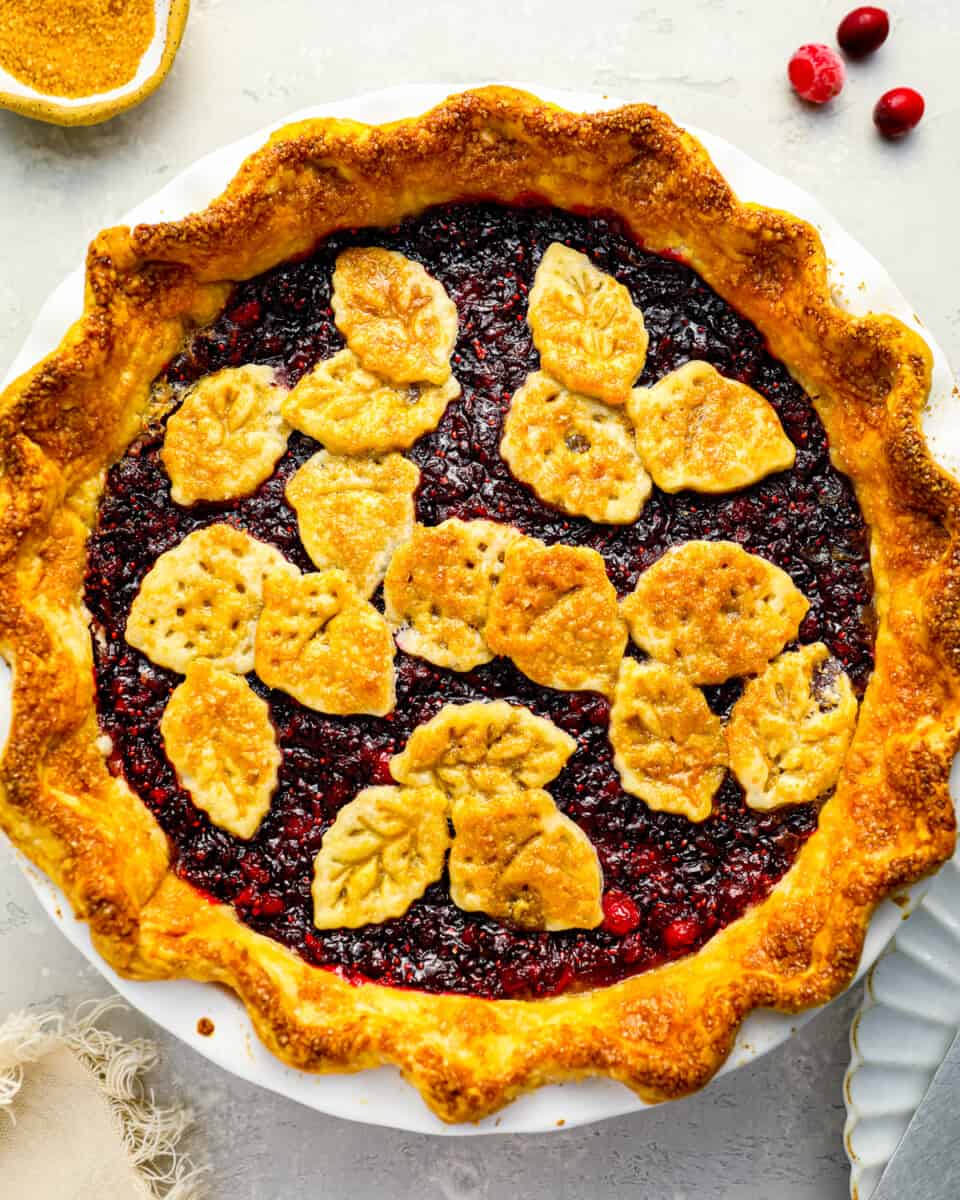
[85, 202, 874, 999]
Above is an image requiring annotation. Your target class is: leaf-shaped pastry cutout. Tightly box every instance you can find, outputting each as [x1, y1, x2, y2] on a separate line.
[331, 247, 458, 385]
[501, 371, 651, 524]
[727, 643, 857, 810]
[161, 661, 281, 839]
[527, 243, 648, 405]
[254, 568, 395, 716]
[281, 349, 460, 455]
[160, 365, 290, 505]
[449, 789, 603, 931]
[312, 785, 451, 928]
[485, 539, 626, 695]
[621, 540, 809, 685]
[628, 360, 796, 494]
[286, 451, 419, 597]
[384, 519, 527, 671]
[125, 523, 297, 674]
[609, 658, 727, 822]
[390, 700, 576, 796]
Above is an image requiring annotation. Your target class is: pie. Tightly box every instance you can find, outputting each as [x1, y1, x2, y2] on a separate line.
[1, 87, 957, 1125]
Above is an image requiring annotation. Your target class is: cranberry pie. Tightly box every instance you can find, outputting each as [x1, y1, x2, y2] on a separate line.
[1, 88, 957, 1122]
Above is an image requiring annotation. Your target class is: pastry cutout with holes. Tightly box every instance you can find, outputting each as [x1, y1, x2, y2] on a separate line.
[160, 365, 290, 506]
[610, 658, 727, 822]
[501, 371, 652, 523]
[628, 360, 796, 494]
[331, 247, 458, 385]
[286, 451, 419, 597]
[390, 700, 576, 796]
[312, 785, 450, 928]
[281, 349, 461, 455]
[160, 661, 281, 839]
[125, 523, 296, 675]
[449, 789, 603, 931]
[621, 540, 809, 685]
[254, 568, 395, 715]
[485, 539, 626, 694]
[527, 243, 648, 405]
[384, 519, 525, 671]
[727, 643, 857, 811]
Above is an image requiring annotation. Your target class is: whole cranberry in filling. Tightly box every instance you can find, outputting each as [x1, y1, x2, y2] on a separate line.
[85, 203, 874, 1000]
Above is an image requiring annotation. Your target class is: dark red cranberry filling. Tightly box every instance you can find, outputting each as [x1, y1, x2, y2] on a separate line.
[85, 203, 874, 999]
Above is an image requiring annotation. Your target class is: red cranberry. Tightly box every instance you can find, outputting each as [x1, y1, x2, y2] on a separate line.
[662, 917, 702, 953]
[873, 87, 925, 138]
[837, 7, 889, 57]
[602, 890, 641, 936]
[788, 44, 846, 104]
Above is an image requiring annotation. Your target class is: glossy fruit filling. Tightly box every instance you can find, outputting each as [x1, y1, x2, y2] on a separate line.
[85, 202, 874, 999]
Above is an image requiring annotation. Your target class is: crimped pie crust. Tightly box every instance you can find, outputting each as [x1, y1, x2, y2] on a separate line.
[0, 86, 958, 1123]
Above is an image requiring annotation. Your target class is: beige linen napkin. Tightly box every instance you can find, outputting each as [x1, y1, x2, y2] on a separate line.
[0, 999, 204, 1199]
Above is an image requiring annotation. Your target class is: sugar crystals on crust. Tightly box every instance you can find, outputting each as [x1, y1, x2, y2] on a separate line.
[160, 365, 290, 506]
[383, 519, 524, 671]
[281, 348, 460, 455]
[390, 700, 576, 796]
[254, 568, 395, 716]
[621, 540, 809, 685]
[331, 247, 458, 385]
[449, 789, 603, 931]
[727, 643, 857, 810]
[485, 539, 627, 694]
[500, 371, 651, 523]
[160, 661, 281, 839]
[527, 242, 648, 405]
[609, 658, 727, 822]
[312, 785, 450, 928]
[125, 523, 296, 675]
[286, 451, 419, 597]
[628, 360, 795, 494]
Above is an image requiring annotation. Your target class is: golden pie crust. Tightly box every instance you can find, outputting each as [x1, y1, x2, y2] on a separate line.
[384, 518, 524, 671]
[727, 643, 858, 811]
[160, 661, 281, 839]
[389, 699, 576, 796]
[527, 242, 648, 405]
[160, 364, 290, 505]
[628, 360, 796, 494]
[486, 538, 627, 694]
[501, 370, 651, 523]
[125, 522, 297, 675]
[286, 450, 419, 597]
[448, 788, 603, 932]
[609, 658, 728, 822]
[331, 247, 458, 386]
[254, 567, 395, 716]
[282, 348, 460, 454]
[311, 785, 451, 928]
[621, 540, 809, 685]
[1, 87, 958, 1125]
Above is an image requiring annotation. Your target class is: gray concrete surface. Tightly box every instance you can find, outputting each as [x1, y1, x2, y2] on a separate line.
[1, 0, 958, 1195]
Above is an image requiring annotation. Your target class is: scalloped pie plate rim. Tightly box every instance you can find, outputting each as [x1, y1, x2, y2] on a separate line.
[1, 82, 957, 1136]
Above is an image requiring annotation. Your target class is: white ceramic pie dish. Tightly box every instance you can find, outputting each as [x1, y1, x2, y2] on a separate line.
[845, 852, 960, 1198]
[1, 83, 957, 1135]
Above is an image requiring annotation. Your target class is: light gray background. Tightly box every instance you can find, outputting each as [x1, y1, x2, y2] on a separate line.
[1, 1, 957, 1196]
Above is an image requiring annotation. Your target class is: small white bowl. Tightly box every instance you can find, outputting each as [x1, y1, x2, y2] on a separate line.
[0, 0, 188, 127]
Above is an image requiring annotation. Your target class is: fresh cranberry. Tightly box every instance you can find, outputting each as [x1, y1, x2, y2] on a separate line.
[663, 918, 702, 953]
[788, 44, 846, 104]
[602, 891, 641, 936]
[837, 7, 889, 57]
[873, 87, 925, 138]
